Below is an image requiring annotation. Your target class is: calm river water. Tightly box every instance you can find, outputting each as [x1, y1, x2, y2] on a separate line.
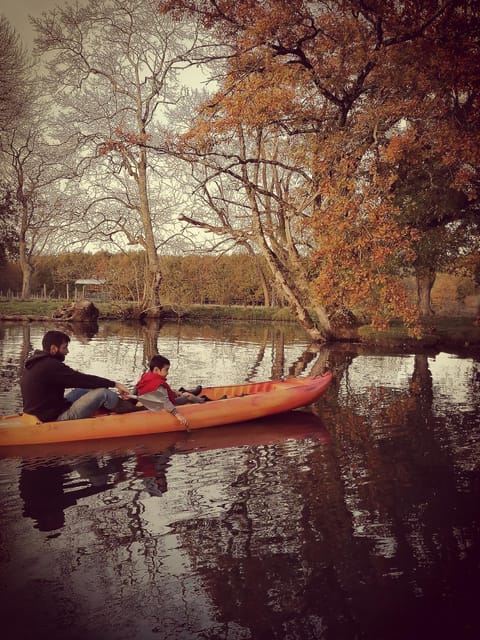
[0, 319, 479, 640]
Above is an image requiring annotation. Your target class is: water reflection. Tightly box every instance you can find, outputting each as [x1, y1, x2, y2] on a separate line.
[0, 321, 479, 639]
[135, 448, 173, 496]
[20, 455, 128, 533]
[0, 319, 321, 414]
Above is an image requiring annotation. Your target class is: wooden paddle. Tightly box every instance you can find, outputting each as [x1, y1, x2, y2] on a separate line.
[127, 392, 164, 411]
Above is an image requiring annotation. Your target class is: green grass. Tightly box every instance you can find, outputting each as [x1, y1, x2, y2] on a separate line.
[0, 298, 297, 322]
[0, 298, 63, 317]
[0, 298, 138, 318]
[422, 316, 480, 343]
[162, 303, 296, 322]
[358, 316, 479, 346]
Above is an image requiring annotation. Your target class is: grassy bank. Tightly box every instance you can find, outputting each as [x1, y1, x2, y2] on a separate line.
[0, 299, 297, 323]
[358, 317, 480, 349]
[160, 303, 296, 322]
[1, 298, 478, 349]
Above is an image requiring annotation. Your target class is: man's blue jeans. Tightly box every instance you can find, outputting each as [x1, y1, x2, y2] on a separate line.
[57, 388, 119, 421]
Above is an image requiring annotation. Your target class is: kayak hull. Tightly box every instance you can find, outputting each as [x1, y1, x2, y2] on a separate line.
[0, 373, 332, 446]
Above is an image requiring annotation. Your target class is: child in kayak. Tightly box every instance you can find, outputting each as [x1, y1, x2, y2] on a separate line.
[134, 354, 205, 430]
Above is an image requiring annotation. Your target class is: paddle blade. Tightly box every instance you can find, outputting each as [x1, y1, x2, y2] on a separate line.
[128, 392, 164, 412]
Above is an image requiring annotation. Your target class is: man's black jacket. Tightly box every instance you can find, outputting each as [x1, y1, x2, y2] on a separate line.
[21, 350, 116, 422]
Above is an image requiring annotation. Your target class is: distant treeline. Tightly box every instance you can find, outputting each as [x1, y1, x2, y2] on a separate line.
[0, 251, 280, 307]
[2, 251, 478, 317]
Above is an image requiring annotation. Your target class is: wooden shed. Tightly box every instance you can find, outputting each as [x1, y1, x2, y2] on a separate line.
[74, 278, 107, 300]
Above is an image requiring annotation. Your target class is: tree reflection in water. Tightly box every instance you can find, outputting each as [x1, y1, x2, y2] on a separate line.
[0, 322, 479, 639]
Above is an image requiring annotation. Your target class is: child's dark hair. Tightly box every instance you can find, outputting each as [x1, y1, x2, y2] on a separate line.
[149, 354, 170, 371]
[42, 330, 70, 351]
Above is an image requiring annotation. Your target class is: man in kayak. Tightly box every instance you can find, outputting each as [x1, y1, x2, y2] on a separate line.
[21, 330, 135, 422]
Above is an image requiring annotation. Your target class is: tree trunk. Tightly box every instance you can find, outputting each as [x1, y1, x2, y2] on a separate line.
[141, 319, 161, 367]
[262, 247, 331, 341]
[18, 235, 32, 299]
[137, 149, 161, 314]
[16, 180, 33, 299]
[254, 258, 270, 307]
[276, 273, 326, 341]
[416, 267, 436, 316]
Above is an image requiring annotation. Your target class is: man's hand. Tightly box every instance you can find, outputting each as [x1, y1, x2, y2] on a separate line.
[115, 382, 131, 399]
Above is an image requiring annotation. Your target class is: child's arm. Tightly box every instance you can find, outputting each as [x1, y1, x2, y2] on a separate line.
[154, 386, 190, 430]
[171, 408, 190, 431]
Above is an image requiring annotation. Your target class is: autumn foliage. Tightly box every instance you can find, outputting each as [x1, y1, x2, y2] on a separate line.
[162, 0, 479, 337]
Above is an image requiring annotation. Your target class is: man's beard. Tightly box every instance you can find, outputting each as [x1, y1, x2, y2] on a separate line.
[53, 353, 65, 362]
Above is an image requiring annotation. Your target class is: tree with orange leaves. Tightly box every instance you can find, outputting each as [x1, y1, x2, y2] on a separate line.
[162, 0, 479, 338]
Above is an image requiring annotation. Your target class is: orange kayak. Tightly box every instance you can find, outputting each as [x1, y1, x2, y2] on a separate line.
[0, 373, 332, 447]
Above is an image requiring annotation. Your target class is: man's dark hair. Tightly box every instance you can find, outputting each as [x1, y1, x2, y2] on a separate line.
[42, 330, 70, 351]
[149, 354, 170, 371]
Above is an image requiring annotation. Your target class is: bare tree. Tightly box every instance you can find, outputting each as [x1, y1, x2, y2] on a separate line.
[173, 125, 331, 340]
[0, 16, 79, 298]
[0, 16, 30, 268]
[2, 119, 80, 298]
[0, 16, 30, 135]
[33, 0, 210, 313]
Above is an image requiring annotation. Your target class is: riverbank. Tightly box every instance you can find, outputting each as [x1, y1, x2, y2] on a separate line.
[0, 298, 479, 352]
[0, 299, 295, 322]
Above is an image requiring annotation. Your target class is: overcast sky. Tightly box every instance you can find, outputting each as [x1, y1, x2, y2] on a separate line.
[2, 0, 71, 48]
[2, 0, 206, 88]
